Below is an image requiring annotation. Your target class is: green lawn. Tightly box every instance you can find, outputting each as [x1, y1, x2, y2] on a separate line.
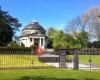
[68, 55, 100, 65]
[0, 55, 100, 80]
[0, 55, 49, 68]
[0, 69, 99, 80]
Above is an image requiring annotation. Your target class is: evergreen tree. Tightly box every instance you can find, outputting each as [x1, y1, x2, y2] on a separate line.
[0, 7, 21, 46]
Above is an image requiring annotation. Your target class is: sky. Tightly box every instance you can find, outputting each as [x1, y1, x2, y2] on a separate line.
[0, 0, 100, 35]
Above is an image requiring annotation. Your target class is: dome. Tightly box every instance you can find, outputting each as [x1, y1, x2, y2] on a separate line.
[23, 21, 46, 34]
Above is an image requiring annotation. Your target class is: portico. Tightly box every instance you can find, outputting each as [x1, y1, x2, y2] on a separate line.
[29, 37, 45, 49]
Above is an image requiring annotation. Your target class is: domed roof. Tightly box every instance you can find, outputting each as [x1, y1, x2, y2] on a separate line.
[23, 21, 46, 33]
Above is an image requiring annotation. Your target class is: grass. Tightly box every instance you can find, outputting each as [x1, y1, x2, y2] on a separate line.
[68, 55, 100, 65]
[0, 55, 49, 68]
[0, 54, 100, 80]
[0, 69, 99, 80]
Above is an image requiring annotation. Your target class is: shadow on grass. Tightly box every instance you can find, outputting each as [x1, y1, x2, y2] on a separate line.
[83, 78, 98, 80]
[17, 76, 99, 80]
[17, 76, 76, 80]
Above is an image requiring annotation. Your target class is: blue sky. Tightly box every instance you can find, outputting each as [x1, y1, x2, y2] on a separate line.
[0, 0, 100, 35]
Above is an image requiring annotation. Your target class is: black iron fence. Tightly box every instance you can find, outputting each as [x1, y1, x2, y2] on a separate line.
[0, 47, 31, 54]
[0, 47, 100, 70]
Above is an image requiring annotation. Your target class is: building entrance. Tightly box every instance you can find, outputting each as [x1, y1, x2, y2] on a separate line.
[34, 38, 39, 47]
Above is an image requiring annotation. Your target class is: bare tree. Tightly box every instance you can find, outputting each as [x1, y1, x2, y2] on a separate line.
[83, 6, 100, 40]
[66, 15, 89, 48]
[66, 6, 100, 44]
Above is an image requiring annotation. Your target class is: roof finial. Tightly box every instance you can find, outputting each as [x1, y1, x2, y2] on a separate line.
[33, 19, 38, 22]
[30, 19, 38, 24]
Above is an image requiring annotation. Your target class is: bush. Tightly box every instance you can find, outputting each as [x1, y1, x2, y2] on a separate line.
[8, 41, 20, 48]
[30, 45, 37, 49]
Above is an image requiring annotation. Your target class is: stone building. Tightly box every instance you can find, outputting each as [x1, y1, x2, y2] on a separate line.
[19, 21, 46, 49]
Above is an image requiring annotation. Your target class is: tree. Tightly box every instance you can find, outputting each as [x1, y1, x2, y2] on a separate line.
[91, 41, 100, 48]
[47, 27, 76, 49]
[66, 7, 100, 47]
[75, 31, 89, 48]
[83, 6, 100, 40]
[66, 15, 89, 48]
[47, 28, 56, 48]
[0, 7, 21, 46]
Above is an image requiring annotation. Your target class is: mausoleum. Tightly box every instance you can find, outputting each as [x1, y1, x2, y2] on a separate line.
[19, 21, 46, 49]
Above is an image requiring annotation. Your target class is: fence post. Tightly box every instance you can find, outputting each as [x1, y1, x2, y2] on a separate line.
[89, 48, 93, 70]
[73, 49, 79, 70]
[59, 49, 66, 68]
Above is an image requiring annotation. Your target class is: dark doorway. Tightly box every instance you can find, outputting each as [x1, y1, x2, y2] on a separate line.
[34, 38, 39, 47]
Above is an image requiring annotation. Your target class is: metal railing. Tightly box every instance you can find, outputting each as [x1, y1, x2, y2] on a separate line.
[0, 48, 100, 70]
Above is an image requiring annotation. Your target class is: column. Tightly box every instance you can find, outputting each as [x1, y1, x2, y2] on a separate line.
[32, 38, 34, 45]
[39, 38, 41, 47]
[28, 37, 30, 47]
[43, 38, 45, 49]
[25, 38, 27, 47]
